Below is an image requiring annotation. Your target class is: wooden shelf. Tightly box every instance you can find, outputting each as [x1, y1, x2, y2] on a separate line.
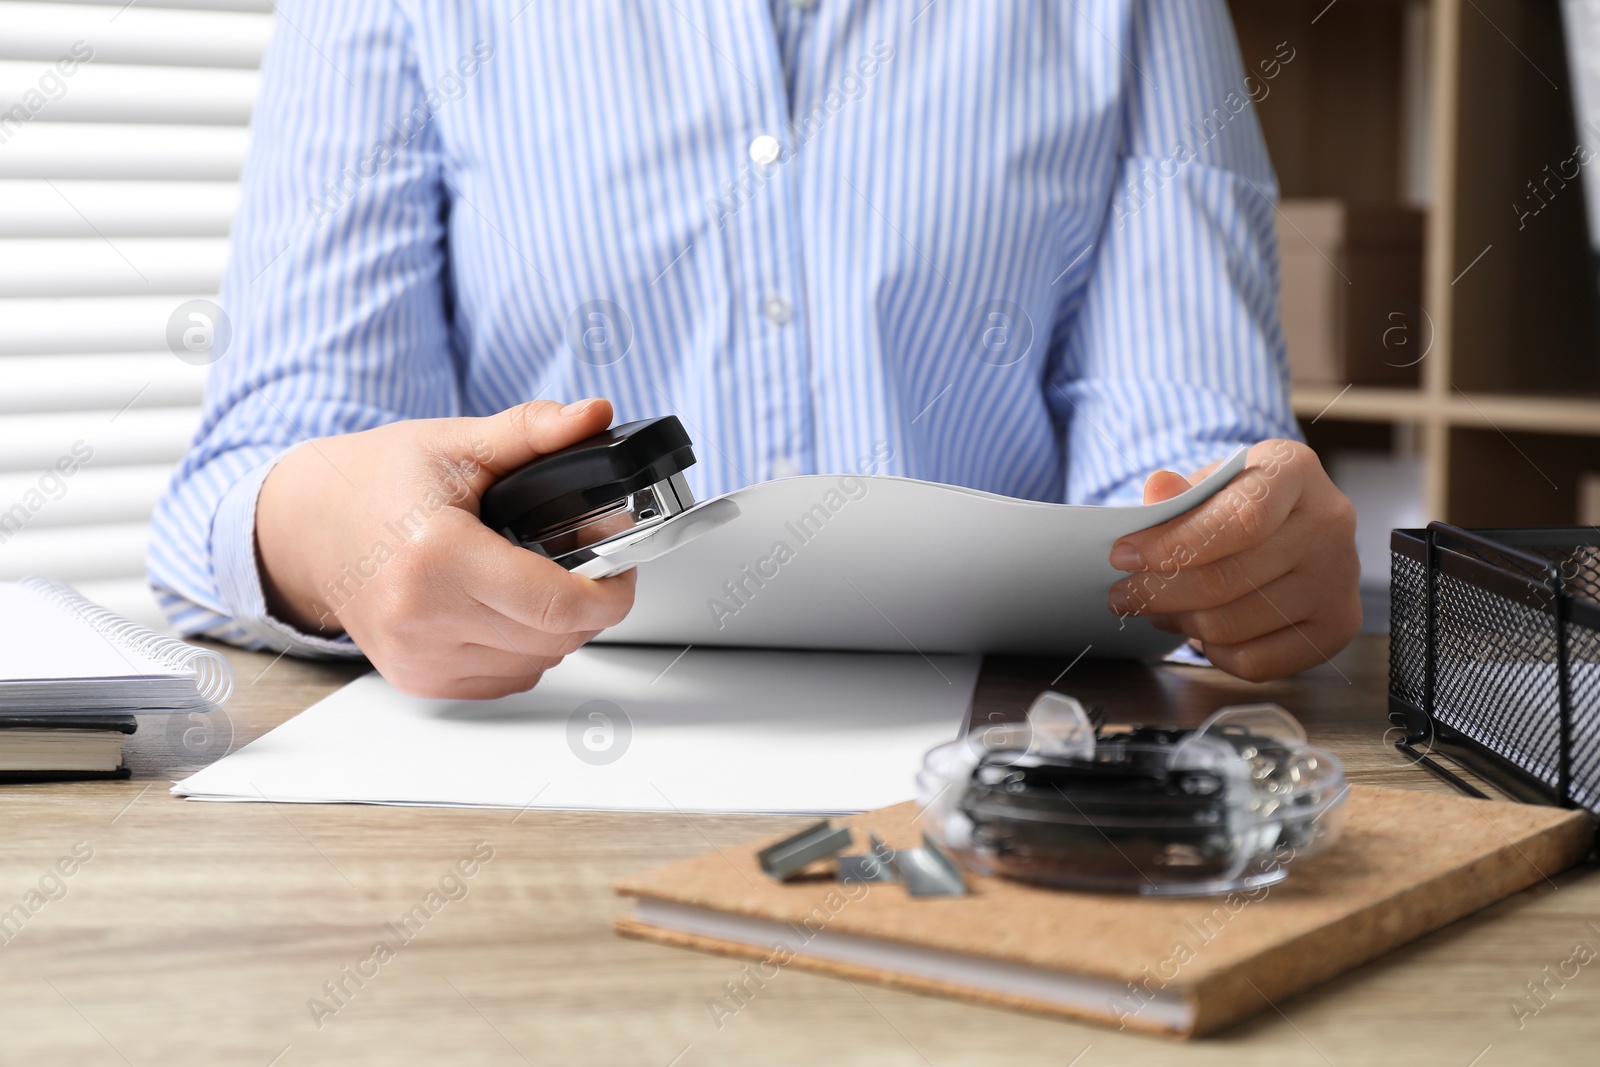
[1441, 392, 1600, 436]
[1292, 385, 1600, 436]
[1291, 384, 1428, 424]
[1237, 0, 1600, 523]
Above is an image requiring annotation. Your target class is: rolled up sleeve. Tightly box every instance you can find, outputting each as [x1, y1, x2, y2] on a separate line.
[1051, 0, 1300, 507]
[146, 0, 460, 656]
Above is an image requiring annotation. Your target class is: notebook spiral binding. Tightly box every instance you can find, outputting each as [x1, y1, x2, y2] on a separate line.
[20, 576, 234, 712]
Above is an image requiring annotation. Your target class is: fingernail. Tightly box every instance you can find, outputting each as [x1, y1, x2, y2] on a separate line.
[1110, 542, 1142, 571]
[561, 397, 599, 416]
[1150, 614, 1179, 633]
[1108, 586, 1132, 614]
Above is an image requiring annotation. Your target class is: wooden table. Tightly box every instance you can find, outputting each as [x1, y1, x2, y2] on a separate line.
[1, 635, 1595, 1065]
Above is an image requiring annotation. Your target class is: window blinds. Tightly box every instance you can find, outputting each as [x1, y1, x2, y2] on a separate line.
[0, 0, 270, 628]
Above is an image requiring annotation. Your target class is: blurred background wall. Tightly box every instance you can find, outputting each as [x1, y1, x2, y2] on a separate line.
[1230, 0, 1600, 626]
[0, 0, 269, 627]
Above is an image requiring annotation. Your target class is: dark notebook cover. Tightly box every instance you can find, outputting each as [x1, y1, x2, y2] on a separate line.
[0, 714, 137, 782]
[0, 713, 139, 733]
[0, 767, 132, 783]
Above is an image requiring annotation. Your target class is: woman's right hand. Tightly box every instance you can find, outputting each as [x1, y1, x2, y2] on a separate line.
[254, 398, 636, 699]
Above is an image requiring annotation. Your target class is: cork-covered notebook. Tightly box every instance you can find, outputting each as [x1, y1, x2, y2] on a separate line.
[615, 784, 1593, 1037]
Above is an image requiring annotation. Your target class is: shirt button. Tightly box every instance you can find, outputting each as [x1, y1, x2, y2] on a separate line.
[762, 293, 793, 325]
[790, 0, 817, 9]
[771, 455, 802, 479]
[748, 134, 783, 167]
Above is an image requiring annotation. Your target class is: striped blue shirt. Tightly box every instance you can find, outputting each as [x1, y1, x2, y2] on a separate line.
[148, 0, 1299, 657]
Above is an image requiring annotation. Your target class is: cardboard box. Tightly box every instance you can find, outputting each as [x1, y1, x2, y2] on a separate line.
[1580, 472, 1600, 526]
[1277, 200, 1425, 385]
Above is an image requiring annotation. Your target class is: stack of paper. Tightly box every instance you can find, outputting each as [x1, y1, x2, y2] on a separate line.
[175, 646, 981, 814]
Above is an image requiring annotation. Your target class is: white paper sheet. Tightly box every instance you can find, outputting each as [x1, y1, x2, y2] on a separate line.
[0, 582, 148, 683]
[173, 645, 981, 814]
[599, 447, 1250, 658]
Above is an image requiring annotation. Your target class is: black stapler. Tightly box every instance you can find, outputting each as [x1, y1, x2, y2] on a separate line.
[479, 415, 737, 578]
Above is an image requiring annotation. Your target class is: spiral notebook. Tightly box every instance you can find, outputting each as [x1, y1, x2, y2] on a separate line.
[0, 578, 233, 714]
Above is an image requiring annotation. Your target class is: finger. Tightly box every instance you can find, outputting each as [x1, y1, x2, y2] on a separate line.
[390, 615, 582, 668]
[431, 673, 551, 701]
[1107, 510, 1318, 616]
[1160, 569, 1327, 648]
[450, 644, 569, 681]
[482, 560, 636, 635]
[443, 584, 603, 656]
[1141, 469, 1194, 505]
[1111, 445, 1307, 574]
[469, 620, 597, 661]
[459, 397, 615, 488]
[459, 622, 599, 660]
[376, 643, 559, 699]
[391, 508, 635, 635]
[451, 516, 637, 633]
[1202, 615, 1356, 683]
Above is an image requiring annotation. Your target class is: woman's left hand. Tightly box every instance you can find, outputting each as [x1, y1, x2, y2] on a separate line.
[1106, 439, 1362, 682]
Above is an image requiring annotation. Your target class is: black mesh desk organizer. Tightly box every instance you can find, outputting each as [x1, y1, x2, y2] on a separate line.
[1389, 524, 1600, 814]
